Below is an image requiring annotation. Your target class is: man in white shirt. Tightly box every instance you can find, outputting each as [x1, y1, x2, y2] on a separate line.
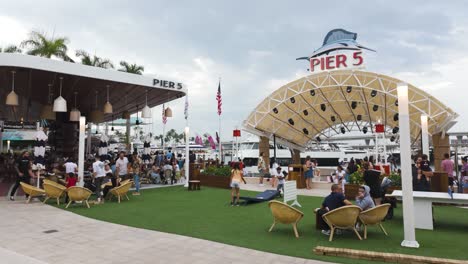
[115, 151, 129, 180]
[64, 159, 78, 174]
[92, 156, 106, 203]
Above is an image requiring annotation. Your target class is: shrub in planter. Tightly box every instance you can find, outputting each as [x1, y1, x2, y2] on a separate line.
[345, 171, 364, 200]
[199, 166, 232, 189]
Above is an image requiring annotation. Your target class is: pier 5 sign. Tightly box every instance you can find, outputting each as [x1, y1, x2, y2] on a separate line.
[296, 29, 375, 73]
[153, 78, 183, 90]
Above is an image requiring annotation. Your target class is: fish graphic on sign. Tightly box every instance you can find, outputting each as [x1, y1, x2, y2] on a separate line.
[296, 28, 376, 61]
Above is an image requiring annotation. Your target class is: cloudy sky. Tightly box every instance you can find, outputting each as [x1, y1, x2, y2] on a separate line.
[1, 0, 468, 140]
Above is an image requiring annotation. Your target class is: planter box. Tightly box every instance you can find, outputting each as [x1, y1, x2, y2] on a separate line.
[199, 174, 231, 189]
[386, 186, 401, 194]
[345, 183, 360, 200]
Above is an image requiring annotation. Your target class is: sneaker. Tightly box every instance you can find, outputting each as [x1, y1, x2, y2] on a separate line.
[230, 202, 234, 206]
[9, 196, 14, 201]
[321, 230, 331, 236]
[235, 202, 240, 206]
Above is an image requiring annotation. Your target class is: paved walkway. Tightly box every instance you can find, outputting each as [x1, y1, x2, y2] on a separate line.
[0, 199, 333, 264]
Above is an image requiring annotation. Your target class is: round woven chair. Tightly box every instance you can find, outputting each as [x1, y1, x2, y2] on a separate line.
[109, 181, 133, 203]
[66, 186, 93, 208]
[43, 182, 67, 205]
[268, 200, 304, 238]
[322, 205, 363, 241]
[19, 182, 46, 203]
[358, 203, 391, 239]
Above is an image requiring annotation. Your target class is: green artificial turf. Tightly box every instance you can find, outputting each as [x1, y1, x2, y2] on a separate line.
[57, 186, 468, 263]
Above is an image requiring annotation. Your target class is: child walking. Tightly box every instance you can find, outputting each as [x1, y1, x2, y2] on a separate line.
[230, 162, 246, 206]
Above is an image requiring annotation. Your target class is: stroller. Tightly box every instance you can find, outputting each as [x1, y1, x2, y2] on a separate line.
[381, 177, 397, 220]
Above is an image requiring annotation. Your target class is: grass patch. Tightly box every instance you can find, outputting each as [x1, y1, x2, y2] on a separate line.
[56, 186, 468, 263]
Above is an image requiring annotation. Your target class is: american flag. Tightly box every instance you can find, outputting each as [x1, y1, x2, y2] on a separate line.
[162, 104, 167, 124]
[216, 81, 222, 116]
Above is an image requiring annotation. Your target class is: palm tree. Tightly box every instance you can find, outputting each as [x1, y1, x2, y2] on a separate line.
[21, 31, 73, 61]
[75, 50, 114, 69]
[1, 45, 22, 53]
[119, 61, 144, 75]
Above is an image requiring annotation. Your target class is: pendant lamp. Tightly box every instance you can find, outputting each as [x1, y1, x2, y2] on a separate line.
[40, 84, 56, 120]
[141, 89, 151, 118]
[103, 85, 113, 114]
[69, 92, 81, 122]
[164, 107, 173, 117]
[111, 114, 114, 131]
[135, 105, 140, 125]
[122, 93, 130, 119]
[90, 90, 104, 123]
[53, 77, 67, 112]
[6, 71, 19, 106]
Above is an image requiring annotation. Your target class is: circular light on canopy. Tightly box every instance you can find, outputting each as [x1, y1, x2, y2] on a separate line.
[357, 114, 362, 121]
[53, 77, 67, 112]
[310, 90, 315, 96]
[373, 105, 379, 112]
[303, 109, 308, 116]
[362, 126, 368, 134]
[370, 90, 377, 97]
[316, 136, 321, 142]
[392, 126, 399, 134]
[288, 118, 294, 125]
[331, 116, 336, 122]
[6, 71, 19, 106]
[273, 108, 278, 114]
[302, 128, 309, 135]
[340, 127, 346, 134]
[351, 101, 357, 109]
[346, 86, 352, 93]
[320, 104, 326, 112]
[290, 97, 295, 104]
[393, 113, 399, 121]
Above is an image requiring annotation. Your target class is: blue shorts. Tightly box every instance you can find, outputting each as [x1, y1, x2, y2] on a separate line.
[231, 182, 241, 188]
[304, 169, 314, 179]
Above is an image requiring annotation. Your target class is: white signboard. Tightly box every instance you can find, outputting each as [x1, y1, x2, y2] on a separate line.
[284, 181, 301, 207]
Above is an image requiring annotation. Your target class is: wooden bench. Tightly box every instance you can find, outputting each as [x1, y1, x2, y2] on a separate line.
[188, 180, 201, 191]
[389, 190, 468, 230]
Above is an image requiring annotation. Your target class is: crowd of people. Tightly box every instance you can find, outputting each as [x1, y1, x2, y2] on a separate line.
[4, 149, 189, 202]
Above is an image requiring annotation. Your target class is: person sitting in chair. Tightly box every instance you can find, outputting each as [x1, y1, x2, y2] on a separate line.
[149, 165, 161, 184]
[317, 184, 352, 235]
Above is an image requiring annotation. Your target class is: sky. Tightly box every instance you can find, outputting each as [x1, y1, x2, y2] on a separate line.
[1, 0, 468, 141]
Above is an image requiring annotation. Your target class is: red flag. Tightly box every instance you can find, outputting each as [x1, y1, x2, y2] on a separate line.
[216, 81, 222, 115]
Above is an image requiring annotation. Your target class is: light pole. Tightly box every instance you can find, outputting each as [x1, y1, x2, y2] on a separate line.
[78, 116, 86, 187]
[421, 115, 429, 159]
[398, 83, 419, 248]
[184, 126, 190, 187]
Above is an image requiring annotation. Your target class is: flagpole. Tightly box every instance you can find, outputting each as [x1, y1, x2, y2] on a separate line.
[219, 114, 221, 164]
[184, 93, 189, 187]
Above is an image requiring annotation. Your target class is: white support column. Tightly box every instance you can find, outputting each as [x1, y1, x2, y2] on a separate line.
[184, 126, 190, 187]
[398, 83, 420, 248]
[78, 116, 86, 187]
[421, 115, 429, 159]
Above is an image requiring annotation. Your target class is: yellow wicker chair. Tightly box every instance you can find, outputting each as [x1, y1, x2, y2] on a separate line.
[358, 203, 391, 239]
[322, 205, 362, 241]
[66, 186, 93, 208]
[19, 182, 45, 203]
[109, 181, 133, 203]
[43, 182, 67, 205]
[120, 179, 131, 186]
[268, 200, 304, 238]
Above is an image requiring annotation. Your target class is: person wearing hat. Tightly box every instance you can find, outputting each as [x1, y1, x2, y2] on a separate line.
[10, 151, 34, 201]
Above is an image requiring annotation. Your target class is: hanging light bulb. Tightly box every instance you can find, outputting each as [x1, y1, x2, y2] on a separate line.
[40, 84, 56, 120]
[164, 106, 173, 117]
[103, 85, 113, 114]
[111, 114, 114, 131]
[141, 89, 151, 118]
[122, 93, 130, 119]
[135, 105, 140, 125]
[53, 77, 67, 112]
[69, 91, 81, 122]
[6, 71, 19, 106]
[90, 90, 103, 123]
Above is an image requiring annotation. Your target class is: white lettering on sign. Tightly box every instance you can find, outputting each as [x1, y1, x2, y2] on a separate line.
[310, 51, 364, 72]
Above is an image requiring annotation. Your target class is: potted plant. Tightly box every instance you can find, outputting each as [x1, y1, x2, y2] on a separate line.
[199, 166, 232, 189]
[345, 171, 363, 200]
